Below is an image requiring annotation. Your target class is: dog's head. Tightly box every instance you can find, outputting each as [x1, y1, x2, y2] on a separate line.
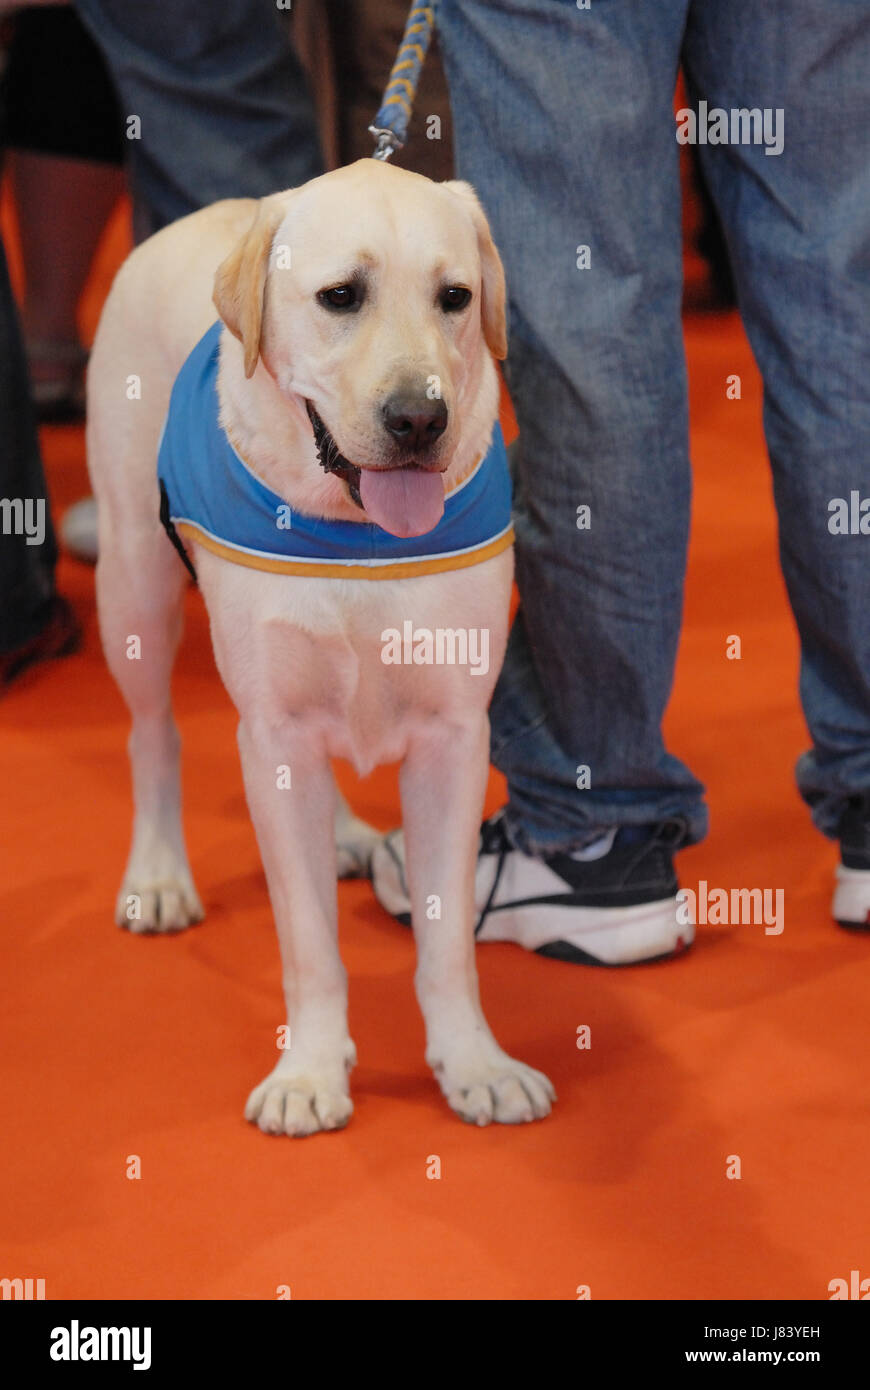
[213, 160, 506, 538]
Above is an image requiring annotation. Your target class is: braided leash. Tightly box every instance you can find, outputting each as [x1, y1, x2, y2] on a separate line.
[368, 3, 435, 160]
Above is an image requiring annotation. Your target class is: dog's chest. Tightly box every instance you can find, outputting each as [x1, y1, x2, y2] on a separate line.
[195, 547, 512, 775]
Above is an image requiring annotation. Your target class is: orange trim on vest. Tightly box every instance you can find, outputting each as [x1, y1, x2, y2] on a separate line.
[177, 521, 515, 580]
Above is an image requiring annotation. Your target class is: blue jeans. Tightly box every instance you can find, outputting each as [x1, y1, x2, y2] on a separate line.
[74, 0, 323, 236]
[436, 0, 870, 854]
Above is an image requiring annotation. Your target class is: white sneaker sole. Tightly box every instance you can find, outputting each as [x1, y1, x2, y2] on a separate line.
[832, 864, 870, 928]
[371, 838, 693, 966]
[477, 897, 693, 965]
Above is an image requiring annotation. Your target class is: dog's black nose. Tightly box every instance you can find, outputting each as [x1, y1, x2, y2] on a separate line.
[382, 391, 448, 452]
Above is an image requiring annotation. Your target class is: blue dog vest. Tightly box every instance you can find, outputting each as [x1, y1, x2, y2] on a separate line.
[157, 321, 514, 581]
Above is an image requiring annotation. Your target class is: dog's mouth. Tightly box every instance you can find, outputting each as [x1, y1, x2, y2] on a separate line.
[305, 400, 364, 508]
[305, 400, 446, 539]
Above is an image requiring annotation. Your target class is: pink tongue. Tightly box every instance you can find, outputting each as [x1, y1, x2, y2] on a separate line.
[359, 467, 445, 537]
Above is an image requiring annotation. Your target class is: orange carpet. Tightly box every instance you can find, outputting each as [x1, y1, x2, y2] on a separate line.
[1, 211, 867, 1302]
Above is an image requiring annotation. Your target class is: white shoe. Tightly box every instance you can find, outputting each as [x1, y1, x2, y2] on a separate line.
[832, 865, 870, 929]
[60, 496, 98, 563]
[371, 811, 693, 966]
[833, 796, 870, 929]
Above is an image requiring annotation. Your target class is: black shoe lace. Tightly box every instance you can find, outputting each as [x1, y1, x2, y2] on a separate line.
[475, 812, 512, 937]
[613, 816, 691, 885]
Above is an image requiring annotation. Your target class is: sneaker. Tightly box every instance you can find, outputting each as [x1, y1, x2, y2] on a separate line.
[371, 810, 693, 965]
[60, 496, 98, 564]
[833, 795, 870, 929]
[0, 595, 81, 689]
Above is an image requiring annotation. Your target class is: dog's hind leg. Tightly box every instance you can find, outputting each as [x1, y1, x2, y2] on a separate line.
[94, 513, 204, 933]
[87, 299, 204, 934]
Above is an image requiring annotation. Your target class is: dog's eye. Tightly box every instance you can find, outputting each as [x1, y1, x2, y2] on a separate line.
[440, 286, 472, 312]
[318, 284, 360, 311]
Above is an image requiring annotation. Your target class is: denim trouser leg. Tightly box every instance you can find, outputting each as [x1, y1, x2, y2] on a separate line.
[73, 0, 323, 236]
[437, 0, 706, 855]
[683, 0, 870, 838]
[0, 240, 58, 654]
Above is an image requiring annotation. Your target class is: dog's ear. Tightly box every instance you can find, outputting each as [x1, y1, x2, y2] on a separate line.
[213, 196, 286, 378]
[443, 180, 507, 361]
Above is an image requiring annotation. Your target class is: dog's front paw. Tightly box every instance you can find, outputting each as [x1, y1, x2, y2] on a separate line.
[245, 1049, 356, 1137]
[432, 1050, 556, 1127]
[115, 867, 204, 933]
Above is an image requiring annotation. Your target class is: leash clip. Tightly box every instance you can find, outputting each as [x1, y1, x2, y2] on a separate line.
[368, 126, 403, 162]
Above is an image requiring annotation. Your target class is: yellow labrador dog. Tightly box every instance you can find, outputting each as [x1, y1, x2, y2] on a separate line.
[87, 159, 555, 1134]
